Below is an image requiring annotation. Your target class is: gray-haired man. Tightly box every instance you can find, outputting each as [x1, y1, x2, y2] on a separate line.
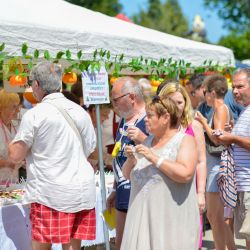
[9, 62, 97, 250]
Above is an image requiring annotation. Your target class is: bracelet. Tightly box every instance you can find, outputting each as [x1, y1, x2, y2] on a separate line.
[112, 189, 116, 192]
[155, 157, 164, 169]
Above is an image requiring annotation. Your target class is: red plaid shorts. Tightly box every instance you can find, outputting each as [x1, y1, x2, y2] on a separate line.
[29, 203, 96, 244]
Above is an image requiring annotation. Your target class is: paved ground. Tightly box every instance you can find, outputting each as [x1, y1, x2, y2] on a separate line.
[85, 229, 247, 250]
[201, 229, 246, 250]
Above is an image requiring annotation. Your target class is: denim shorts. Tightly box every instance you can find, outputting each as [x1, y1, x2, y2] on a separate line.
[206, 151, 221, 192]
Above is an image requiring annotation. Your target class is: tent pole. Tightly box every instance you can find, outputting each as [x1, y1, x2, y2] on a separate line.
[95, 104, 110, 250]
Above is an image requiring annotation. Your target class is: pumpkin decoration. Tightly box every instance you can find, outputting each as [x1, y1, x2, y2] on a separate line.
[9, 75, 26, 86]
[110, 77, 120, 85]
[23, 92, 39, 104]
[62, 72, 77, 84]
[150, 79, 162, 92]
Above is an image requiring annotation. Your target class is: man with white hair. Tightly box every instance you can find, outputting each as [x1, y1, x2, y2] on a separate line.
[138, 78, 151, 94]
[106, 77, 148, 249]
[9, 62, 96, 250]
[213, 68, 250, 250]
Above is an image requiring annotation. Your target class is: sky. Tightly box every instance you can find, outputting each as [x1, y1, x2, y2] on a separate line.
[119, 0, 230, 44]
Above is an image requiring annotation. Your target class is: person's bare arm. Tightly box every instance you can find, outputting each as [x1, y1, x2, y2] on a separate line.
[195, 105, 229, 146]
[122, 146, 137, 180]
[0, 160, 15, 169]
[192, 120, 207, 214]
[106, 181, 116, 213]
[214, 130, 250, 151]
[136, 135, 198, 183]
[9, 140, 29, 163]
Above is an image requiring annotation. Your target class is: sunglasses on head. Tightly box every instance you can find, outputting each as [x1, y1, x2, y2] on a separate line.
[152, 96, 168, 109]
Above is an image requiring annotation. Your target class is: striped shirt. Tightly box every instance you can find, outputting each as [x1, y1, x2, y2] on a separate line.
[232, 105, 250, 191]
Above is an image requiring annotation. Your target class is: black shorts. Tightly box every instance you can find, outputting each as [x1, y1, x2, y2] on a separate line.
[116, 208, 128, 213]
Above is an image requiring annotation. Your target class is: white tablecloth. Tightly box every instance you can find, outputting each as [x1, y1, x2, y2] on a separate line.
[0, 186, 116, 250]
[0, 203, 31, 250]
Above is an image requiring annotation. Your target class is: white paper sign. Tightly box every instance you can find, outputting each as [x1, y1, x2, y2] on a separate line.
[82, 66, 110, 104]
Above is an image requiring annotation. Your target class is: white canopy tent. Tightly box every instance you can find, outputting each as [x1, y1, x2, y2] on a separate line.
[0, 0, 235, 72]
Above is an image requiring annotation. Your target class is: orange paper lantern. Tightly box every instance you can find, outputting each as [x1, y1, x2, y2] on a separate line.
[9, 75, 26, 86]
[62, 72, 77, 84]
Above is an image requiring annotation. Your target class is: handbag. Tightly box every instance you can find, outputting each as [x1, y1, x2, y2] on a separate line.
[204, 104, 233, 157]
[217, 145, 237, 208]
[239, 206, 250, 239]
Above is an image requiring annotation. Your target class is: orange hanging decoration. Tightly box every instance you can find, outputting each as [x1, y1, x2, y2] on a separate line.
[150, 80, 162, 92]
[110, 77, 121, 85]
[9, 75, 26, 86]
[62, 72, 77, 84]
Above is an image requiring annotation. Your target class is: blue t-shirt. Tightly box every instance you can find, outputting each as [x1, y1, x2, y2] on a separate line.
[198, 90, 243, 123]
[113, 114, 148, 210]
[197, 102, 213, 122]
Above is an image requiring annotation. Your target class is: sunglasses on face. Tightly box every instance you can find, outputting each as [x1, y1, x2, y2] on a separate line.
[112, 93, 130, 103]
[190, 86, 201, 96]
[152, 95, 168, 109]
[203, 90, 210, 96]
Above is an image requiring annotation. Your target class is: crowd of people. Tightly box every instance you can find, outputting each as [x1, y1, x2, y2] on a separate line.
[0, 61, 250, 250]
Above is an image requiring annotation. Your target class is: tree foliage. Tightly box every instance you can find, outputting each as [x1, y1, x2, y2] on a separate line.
[64, 0, 122, 16]
[218, 31, 250, 61]
[203, 0, 250, 32]
[132, 0, 188, 37]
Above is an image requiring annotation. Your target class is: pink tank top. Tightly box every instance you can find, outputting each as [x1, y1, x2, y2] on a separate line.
[185, 123, 194, 137]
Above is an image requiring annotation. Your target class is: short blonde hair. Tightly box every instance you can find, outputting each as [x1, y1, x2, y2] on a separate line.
[0, 90, 20, 108]
[146, 96, 179, 128]
[159, 82, 193, 128]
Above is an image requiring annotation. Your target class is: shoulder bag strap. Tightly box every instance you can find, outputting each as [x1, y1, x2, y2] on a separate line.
[42, 99, 83, 150]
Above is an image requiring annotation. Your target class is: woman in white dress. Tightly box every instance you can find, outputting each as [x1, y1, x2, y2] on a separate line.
[0, 90, 24, 184]
[121, 95, 200, 250]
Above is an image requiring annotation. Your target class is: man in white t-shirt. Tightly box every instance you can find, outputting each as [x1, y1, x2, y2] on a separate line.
[8, 62, 97, 250]
[213, 68, 250, 249]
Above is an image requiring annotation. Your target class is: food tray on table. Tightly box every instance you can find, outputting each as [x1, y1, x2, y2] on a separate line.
[0, 189, 25, 206]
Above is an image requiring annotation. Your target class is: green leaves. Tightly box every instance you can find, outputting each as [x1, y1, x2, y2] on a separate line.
[77, 50, 82, 60]
[0, 43, 5, 52]
[115, 64, 121, 72]
[34, 49, 39, 59]
[22, 43, 28, 55]
[119, 54, 124, 61]
[44, 50, 50, 61]
[28, 61, 34, 70]
[56, 51, 65, 60]
[24, 55, 33, 59]
[3, 64, 9, 75]
[93, 49, 97, 58]
[66, 49, 71, 60]
[107, 51, 111, 60]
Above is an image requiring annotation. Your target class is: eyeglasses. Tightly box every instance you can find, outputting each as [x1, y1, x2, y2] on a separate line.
[152, 96, 168, 110]
[27, 79, 39, 86]
[112, 93, 130, 103]
[190, 85, 201, 96]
